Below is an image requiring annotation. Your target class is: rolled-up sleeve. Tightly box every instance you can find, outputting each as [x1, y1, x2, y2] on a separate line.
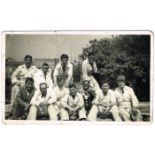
[47, 92, 57, 104]
[61, 95, 69, 108]
[11, 66, 21, 84]
[110, 91, 117, 105]
[82, 61, 88, 80]
[78, 94, 84, 108]
[30, 91, 40, 106]
[68, 64, 73, 77]
[129, 88, 139, 107]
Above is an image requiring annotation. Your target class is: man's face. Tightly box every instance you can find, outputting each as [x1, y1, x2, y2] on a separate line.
[25, 81, 34, 91]
[25, 58, 32, 68]
[61, 58, 68, 67]
[42, 65, 49, 75]
[83, 81, 90, 90]
[57, 79, 65, 88]
[117, 81, 125, 89]
[88, 55, 94, 64]
[40, 84, 47, 96]
[69, 87, 77, 97]
[102, 83, 109, 94]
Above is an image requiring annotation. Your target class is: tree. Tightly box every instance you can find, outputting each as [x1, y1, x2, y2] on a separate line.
[80, 35, 150, 101]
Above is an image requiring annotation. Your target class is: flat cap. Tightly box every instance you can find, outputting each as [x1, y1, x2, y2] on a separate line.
[117, 75, 126, 81]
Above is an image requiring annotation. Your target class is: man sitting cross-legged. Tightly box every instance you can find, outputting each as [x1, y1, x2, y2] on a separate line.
[12, 77, 35, 120]
[61, 83, 86, 121]
[87, 80, 121, 121]
[27, 82, 57, 120]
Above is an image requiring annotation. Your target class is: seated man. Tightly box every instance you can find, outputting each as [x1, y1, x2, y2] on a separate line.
[53, 76, 69, 108]
[61, 83, 86, 121]
[87, 80, 121, 121]
[34, 63, 53, 90]
[79, 80, 98, 115]
[27, 83, 58, 120]
[115, 75, 142, 121]
[12, 77, 35, 120]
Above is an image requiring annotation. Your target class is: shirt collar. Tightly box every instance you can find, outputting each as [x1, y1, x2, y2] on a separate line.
[102, 89, 111, 96]
[23, 64, 33, 69]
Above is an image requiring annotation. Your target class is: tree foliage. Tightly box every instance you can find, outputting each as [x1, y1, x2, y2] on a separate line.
[80, 35, 150, 101]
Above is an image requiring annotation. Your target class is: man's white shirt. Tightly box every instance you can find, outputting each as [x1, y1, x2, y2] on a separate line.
[61, 92, 84, 108]
[30, 89, 57, 106]
[115, 85, 139, 108]
[11, 64, 38, 86]
[34, 69, 53, 90]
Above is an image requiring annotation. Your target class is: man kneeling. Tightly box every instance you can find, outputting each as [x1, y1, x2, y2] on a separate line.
[27, 83, 58, 120]
[88, 80, 121, 121]
[61, 83, 86, 121]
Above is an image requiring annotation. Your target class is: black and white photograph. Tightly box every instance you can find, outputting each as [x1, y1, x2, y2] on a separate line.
[2, 31, 153, 123]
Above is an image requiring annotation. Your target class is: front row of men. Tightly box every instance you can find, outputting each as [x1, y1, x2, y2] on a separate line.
[12, 75, 142, 121]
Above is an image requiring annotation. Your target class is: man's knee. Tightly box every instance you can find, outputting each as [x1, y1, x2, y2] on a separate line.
[119, 108, 130, 121]
[79, 108, 86, 120]
[27, 105, 37, 120]
[87, 105, 99, 121]
[110, 105, 121, 121]
[48, 105, 59, 120]
[60, 108, 69, 120]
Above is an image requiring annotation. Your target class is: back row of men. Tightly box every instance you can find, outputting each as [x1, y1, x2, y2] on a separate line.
[10, 53, 142, 121]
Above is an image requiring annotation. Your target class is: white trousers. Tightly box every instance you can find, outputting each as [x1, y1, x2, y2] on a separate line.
[61, 108, 86, 120]
[10, 85, 20, 106]
[27, 104, 60, 120]
[88, 105, 122, 121]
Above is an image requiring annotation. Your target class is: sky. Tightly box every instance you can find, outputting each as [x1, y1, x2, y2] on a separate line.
[6, 34, 111, 60]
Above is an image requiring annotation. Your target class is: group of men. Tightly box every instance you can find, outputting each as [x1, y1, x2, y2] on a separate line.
[9, 52, 142, 121]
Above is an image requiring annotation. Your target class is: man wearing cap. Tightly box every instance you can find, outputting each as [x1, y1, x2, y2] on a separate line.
[10, 55, 38, 107]
[53, 54, 73, 88]
[27, 83, 57, 120]
[60, 83, 86, 120]
[34, 63, 53, 90]
[82, 52, 100, 90]
[115, 75, 142, 121]
[87, 80, 121, 121]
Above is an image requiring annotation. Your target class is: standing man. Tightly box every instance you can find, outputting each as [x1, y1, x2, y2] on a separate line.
[53, 54, 73, 88]
[10, 55, 38, 106]
[27, 83, 57, 120]
[82, 52, 100, 90]
[87, 80, 121, 121]
[61, 83, 86, 120]
[115, 75, 142, 121]
[34, 63, 53, 90]
[12, 77, 35, 120]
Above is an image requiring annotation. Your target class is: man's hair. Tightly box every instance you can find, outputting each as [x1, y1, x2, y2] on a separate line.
[25, 77, 34, 84]
[83, 80, 90, 85]
[39, 82, 47, 88]
[88, 52, 94, 57]
[68, 83, 76, 89]
[42, 63, 49, 67]
[24, 55, 32, 61]
[60, 54, 69, 60]
[101, 79, 109, 86]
